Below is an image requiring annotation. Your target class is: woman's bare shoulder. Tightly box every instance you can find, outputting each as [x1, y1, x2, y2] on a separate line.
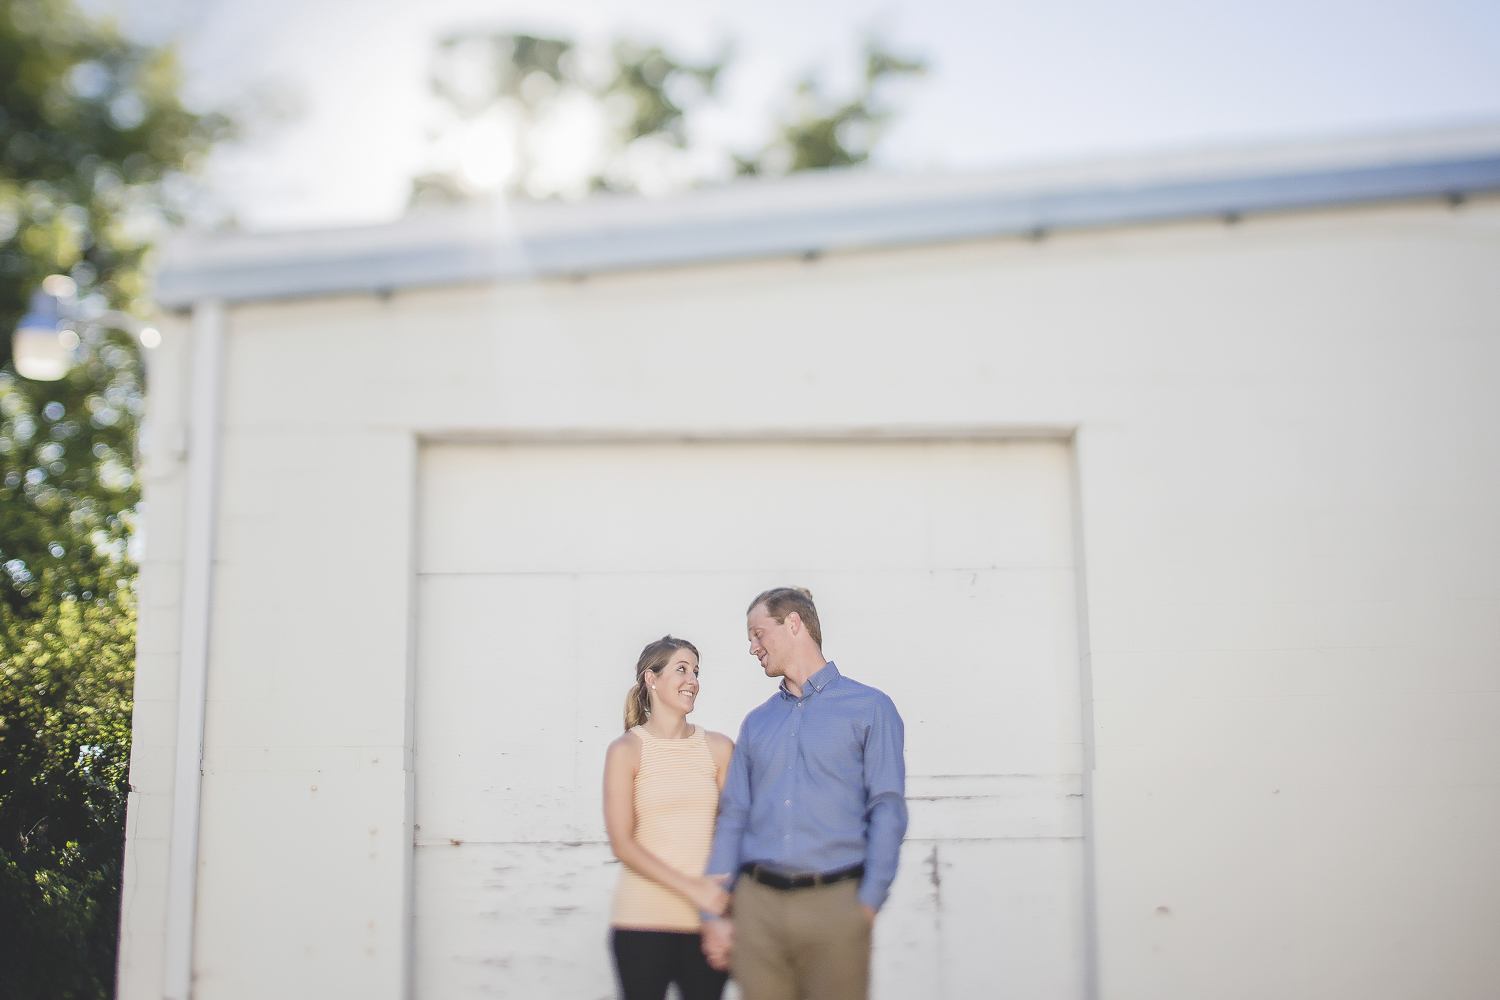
[705, 729, 735, 760]
[607, 730, 642, 763]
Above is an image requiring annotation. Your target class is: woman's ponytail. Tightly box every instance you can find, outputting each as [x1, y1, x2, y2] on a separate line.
[623, 677, 651, 731]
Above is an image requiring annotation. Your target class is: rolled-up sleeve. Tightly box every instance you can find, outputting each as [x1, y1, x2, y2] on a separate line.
[858, 694, 908, 911]
[706, 719, 753, 884]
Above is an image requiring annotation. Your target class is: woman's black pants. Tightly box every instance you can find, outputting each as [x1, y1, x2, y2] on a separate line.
[612, 928, 729, 1000]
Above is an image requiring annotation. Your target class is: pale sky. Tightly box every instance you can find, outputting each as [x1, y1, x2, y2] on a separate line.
[98, 0, 1500, 232]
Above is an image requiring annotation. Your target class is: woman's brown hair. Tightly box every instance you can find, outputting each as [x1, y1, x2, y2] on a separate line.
[624, 635, 700, 731]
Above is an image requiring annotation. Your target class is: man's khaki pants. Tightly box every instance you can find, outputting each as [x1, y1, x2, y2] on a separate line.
[731, 877, 872, 1000]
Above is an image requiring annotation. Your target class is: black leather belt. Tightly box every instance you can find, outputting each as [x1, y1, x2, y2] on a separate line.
[740, 862, 864, 891]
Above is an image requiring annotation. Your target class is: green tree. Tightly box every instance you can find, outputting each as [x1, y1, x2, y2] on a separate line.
[1, 0, 230, 995]
[1, 593, 135, 999]
[411, 31, 923, 202]
[412, 31, 727, 202]
[738, 40, 927, 175]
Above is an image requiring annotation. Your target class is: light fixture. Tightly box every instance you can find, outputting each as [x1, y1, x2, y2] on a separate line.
[13, 289, 71, 381]
[10, 275, 161, 381]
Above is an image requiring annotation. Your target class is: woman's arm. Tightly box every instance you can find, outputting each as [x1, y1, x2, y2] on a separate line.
[706, 731, 735, 791]
[700, 728, 743, 971]
[705, 720, 751, 881]
[603, 734, 729, 916]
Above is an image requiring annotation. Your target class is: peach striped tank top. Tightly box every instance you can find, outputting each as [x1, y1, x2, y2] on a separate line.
[611, 724, 720, 932]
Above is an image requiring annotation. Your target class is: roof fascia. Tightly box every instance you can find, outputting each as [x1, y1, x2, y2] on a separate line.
[154, 143, 1500, 308]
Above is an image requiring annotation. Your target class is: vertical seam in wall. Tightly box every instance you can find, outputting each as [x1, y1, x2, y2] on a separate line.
[402, 433, 422, 1000]
[1069, 428, 1102, 1000]
[161, 298, 226, 1000]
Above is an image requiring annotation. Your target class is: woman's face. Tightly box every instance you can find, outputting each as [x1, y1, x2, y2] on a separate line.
[648, 649, 700, 715]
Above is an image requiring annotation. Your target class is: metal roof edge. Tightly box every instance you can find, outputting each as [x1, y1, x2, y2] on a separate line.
[154, 126, 1500, 308]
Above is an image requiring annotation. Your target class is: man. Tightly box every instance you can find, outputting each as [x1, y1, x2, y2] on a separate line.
[701, 587, 907, 1000]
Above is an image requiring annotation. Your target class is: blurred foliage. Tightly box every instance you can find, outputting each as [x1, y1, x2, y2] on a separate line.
[605, 39, 724, 148]
[1, 589, 135, 1000]
[414, 31, 728, 202]
[0, 0, 231, 368]
[412, 31, 923, 203]
[737, 41, 927, 175]
[2, 0, 230, 995]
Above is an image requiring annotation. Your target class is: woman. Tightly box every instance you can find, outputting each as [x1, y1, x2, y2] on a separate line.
[604, 635, 736, 1000]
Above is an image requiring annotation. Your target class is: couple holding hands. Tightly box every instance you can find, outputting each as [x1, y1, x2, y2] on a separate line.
[603, 588, 908, 1000]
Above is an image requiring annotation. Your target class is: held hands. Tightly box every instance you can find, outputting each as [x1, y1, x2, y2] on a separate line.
[688, 875, 731, 917]
[701, 917, 734, 971]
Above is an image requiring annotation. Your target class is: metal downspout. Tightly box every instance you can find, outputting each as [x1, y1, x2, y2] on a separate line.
[161, 298, 226, 1000]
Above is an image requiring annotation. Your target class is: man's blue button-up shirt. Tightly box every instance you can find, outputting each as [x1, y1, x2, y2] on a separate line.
[706, 662, 908, 911]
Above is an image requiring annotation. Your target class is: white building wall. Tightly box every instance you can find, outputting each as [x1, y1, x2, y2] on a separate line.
[121, 193, 1500, 999]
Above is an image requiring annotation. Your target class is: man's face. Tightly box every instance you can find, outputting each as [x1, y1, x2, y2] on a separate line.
[747, 603, 792, 678]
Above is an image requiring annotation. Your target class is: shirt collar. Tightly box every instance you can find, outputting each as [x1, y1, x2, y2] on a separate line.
[780, 661, 840, 700]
